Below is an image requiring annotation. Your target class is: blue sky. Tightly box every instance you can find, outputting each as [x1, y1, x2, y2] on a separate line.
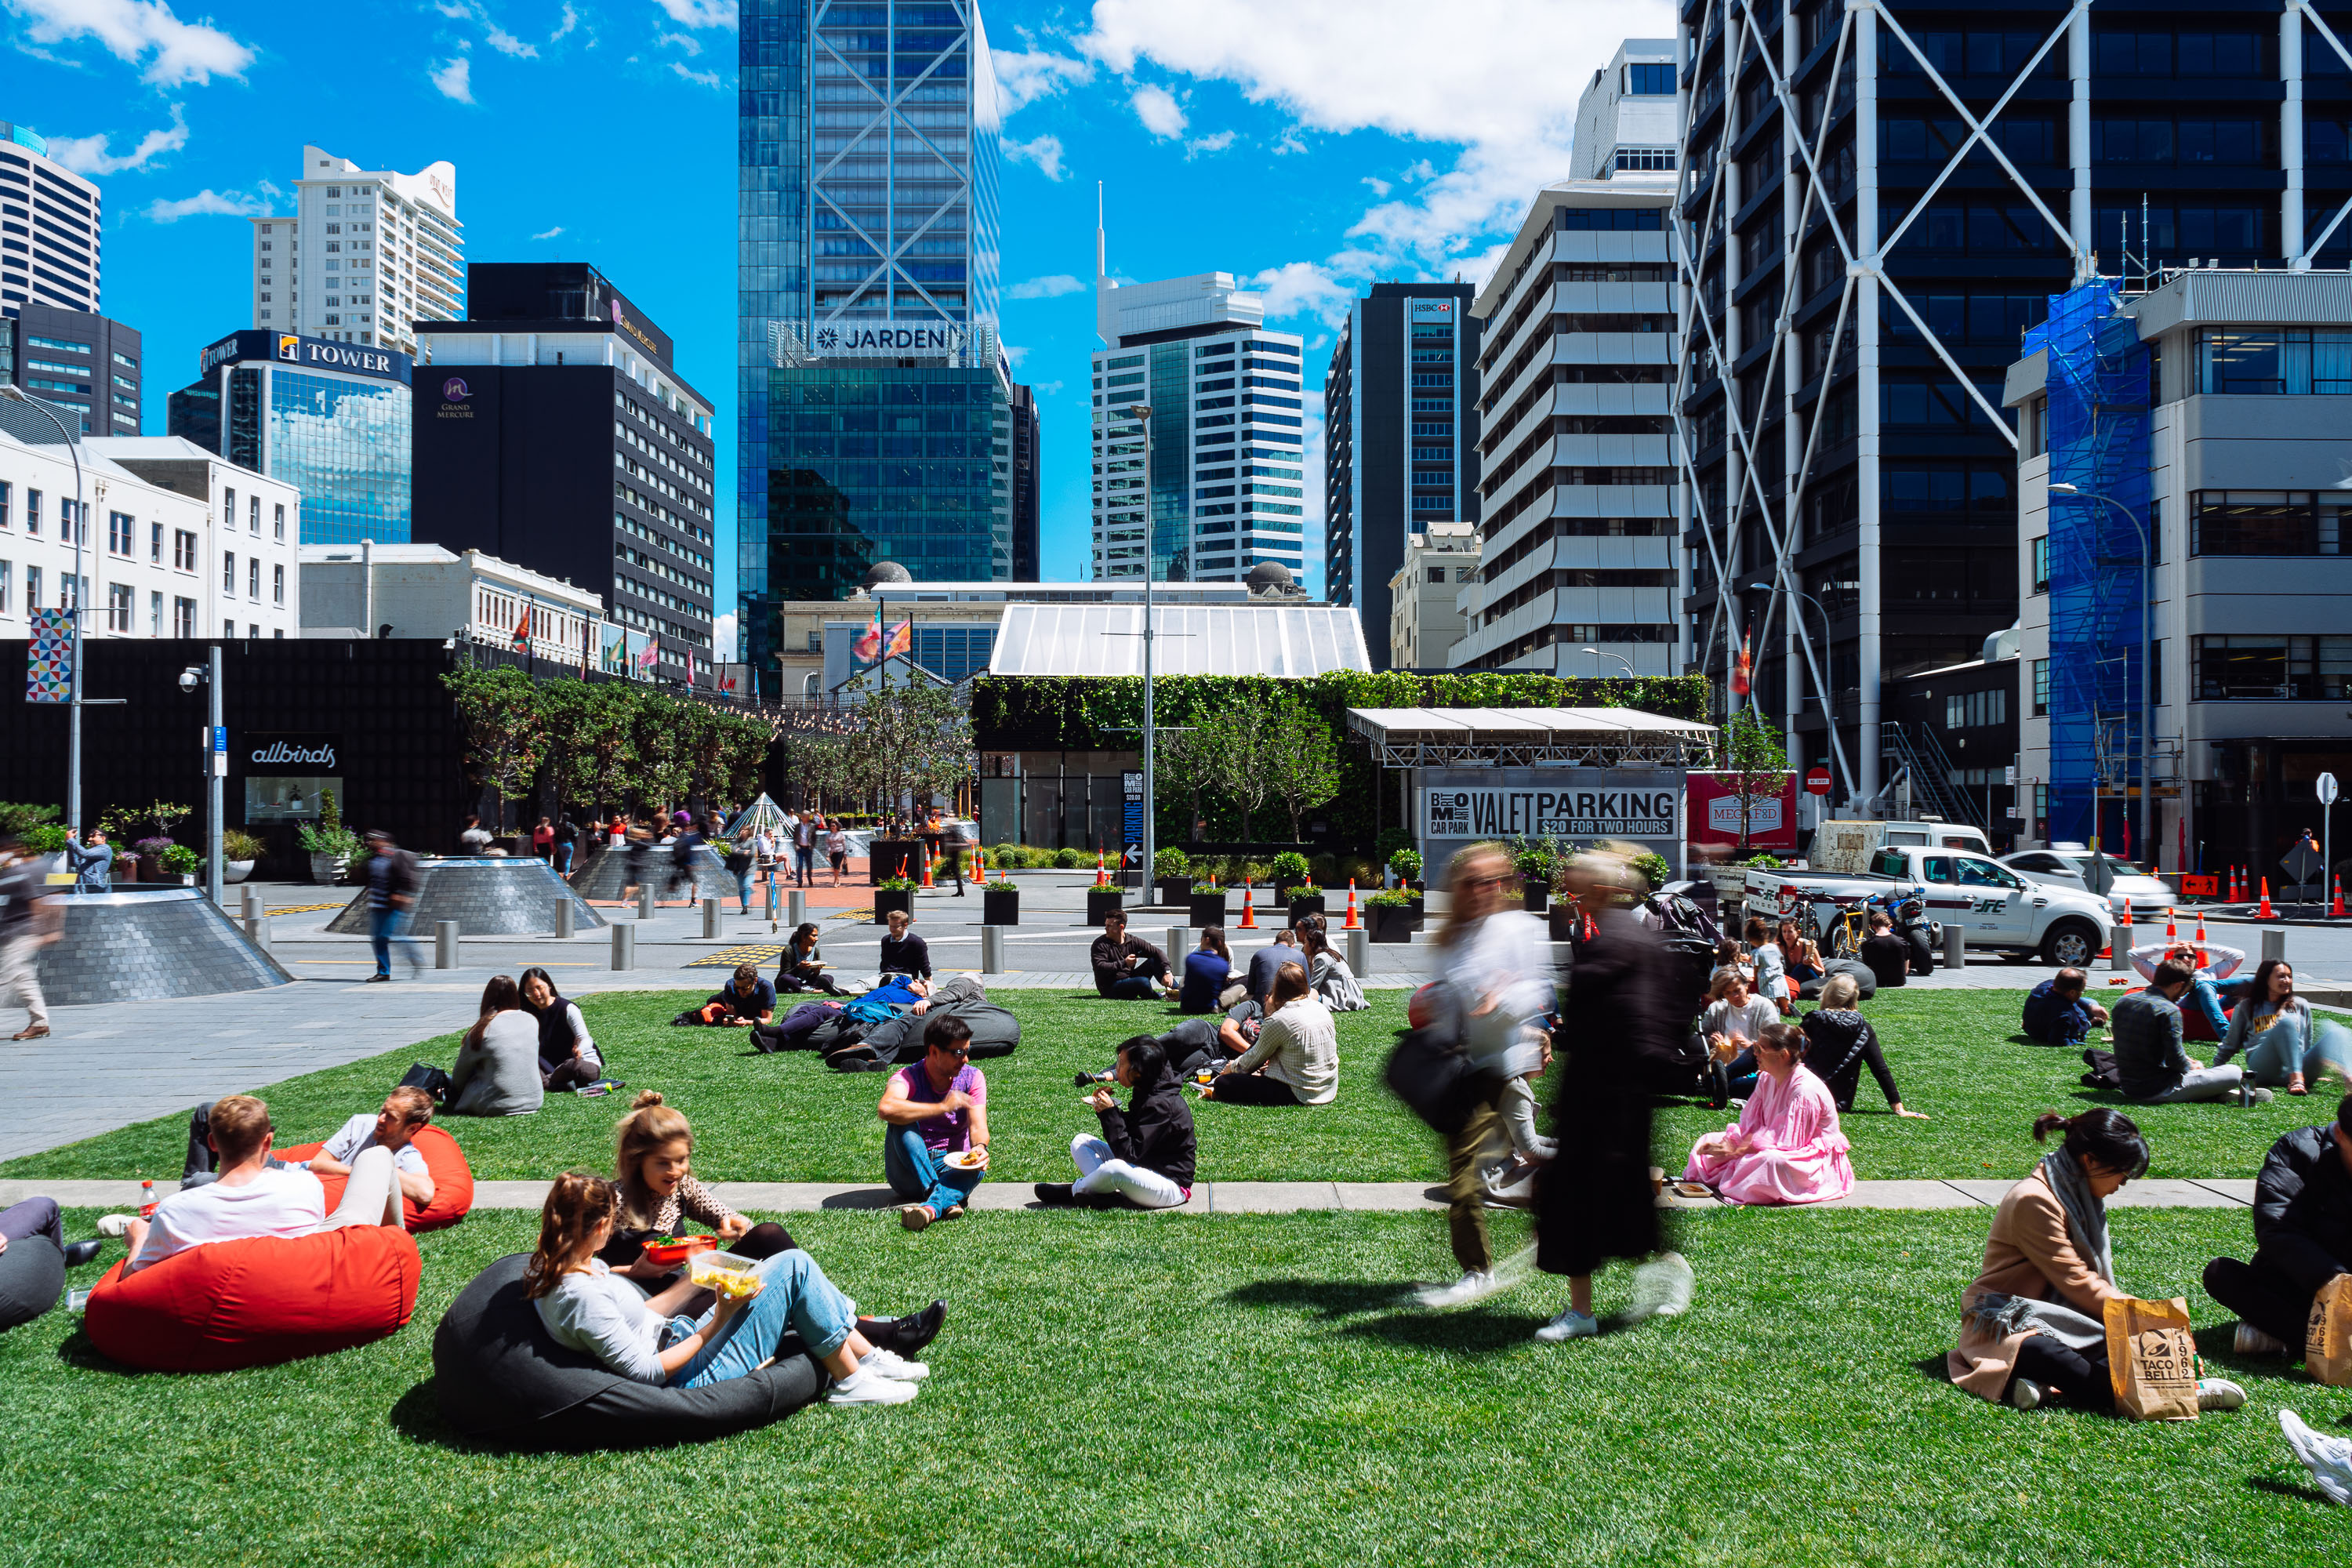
[3, 0, 1668, 641]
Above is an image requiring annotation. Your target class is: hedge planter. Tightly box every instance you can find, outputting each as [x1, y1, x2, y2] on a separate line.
[223, 859, 256, 884]
[1367, 903, 1416, 943]
[1522, 886, 1550, 915]
[1287, 893, 1327, 926]
[1189, 891, 1228, 928]
[308, 854, 345, 886]
[1154, 877, 1192, 909]
[873, 888, 914, 924]
[1086, 887, 1125, 926]
[982, 887, 1020, 926]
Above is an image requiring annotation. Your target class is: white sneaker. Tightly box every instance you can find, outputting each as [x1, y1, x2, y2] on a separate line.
[95, 1214, 132, 1237]
[861, 1347, 929, 1381]
[2008, 1377, 2044, 1410]
[1534, 1307, 1599, 1342]
[2197, 1377, 2247, 1412]
[1629, 1252, 1696, 1319]
[826, 1367, 919, 1406]
[2281, 1410, 2352, 1506]
[2234, 1323, 2289, 1356]
[1414, 1270, 1499, 1310]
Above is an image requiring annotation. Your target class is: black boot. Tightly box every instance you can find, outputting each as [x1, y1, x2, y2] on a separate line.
[1033, 1182, 1078, 1207]
[866, 1300, 947, 1355]
[62, 1238, 103, 1268]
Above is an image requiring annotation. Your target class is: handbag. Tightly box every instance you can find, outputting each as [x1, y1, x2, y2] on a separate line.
[1383, 993, 1503, 1137]
[397, 1062, 455, 1105]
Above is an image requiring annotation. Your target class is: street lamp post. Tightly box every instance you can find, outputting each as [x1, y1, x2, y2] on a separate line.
[1579, 646, 1637, 679]
[1745, 579, 1849, 805]
[2, 387, 87, 833]
[1123, 403, 1156, 894]
[2048, 483, 2152, 865]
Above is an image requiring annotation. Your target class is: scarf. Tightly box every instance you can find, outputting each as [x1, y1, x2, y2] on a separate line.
[1962, 1152, 2115, 1351]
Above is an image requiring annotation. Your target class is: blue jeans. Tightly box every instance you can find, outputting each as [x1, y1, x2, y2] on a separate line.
[2186, 975, 2241, 1040]
[883, 1126, 984, 1213]
[2233, 1014, 2352, 1086]
[368, 906, 421, 977]
[557, 843, 574, 875]
[670, 1249, 857, 1388]
[736, 869, 753, 913]
[795, 846, 815, 886]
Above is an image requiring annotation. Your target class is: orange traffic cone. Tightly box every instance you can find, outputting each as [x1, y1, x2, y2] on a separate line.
[2119, 897, 2132, 935]
[921, 851, 935, 889]
[2164, 906, 2178, 946]
[2193, 909, 2209, 969]
[2334, 877, 2347, 919]
[1343, 879, 1360, 930]
[2259, 878, 2275, 919]
[1237, 880, 1257, 928]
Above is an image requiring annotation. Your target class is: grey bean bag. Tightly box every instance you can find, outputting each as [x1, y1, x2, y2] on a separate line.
[1797, 957, 1878, 1003]
[0, 1236, 66, 1331]
[828, 976, 1021, 1071]
[433, 1252, 823, 1450]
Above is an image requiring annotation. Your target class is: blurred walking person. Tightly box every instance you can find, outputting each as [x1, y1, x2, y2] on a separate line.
[0, 831, 63, 1038]
[360, 829, 424, 983]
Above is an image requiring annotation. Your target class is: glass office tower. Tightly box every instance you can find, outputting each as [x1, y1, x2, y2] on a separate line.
[739, 0, 1007, 696]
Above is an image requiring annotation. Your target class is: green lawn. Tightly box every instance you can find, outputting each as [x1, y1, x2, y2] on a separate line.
[7, 989, 2334, 1185]
[3, 1206, 2345, 1567]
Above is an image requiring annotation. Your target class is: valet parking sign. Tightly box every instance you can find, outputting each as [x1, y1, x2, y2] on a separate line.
[1421, 785, 1680, 840]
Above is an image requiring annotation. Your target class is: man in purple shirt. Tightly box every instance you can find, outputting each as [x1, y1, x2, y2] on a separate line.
[878, 1013, 989, 1231]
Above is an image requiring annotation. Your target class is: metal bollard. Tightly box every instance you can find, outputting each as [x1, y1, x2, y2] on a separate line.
[1945, 923, 1966, 971]
[637, 884, 655, 921]
[702, 897, 720, 938]
[1165, 927, 1185, 968]
[982, 924, 1006, 975]
[2262, 927, 2287, 964]
[242, 914, 269, 947]
[788, 889, 806, 928]
[1347, 926, 1370, 975]
[554, 899, 574, 940]
[2110, 914, 2132, 972]
[434, 919, 459, 970]
[241, 884, 261, 920]
[612, 924, 635, 971]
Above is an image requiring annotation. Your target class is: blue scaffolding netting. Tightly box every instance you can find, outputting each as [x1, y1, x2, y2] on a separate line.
[2023, 278, 2151, 851]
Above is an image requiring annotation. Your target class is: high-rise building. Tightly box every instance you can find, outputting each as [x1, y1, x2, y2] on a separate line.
[412, 263, 719, 688]
[0, 303, 141, 435]
[1458, 176, 1681, 674]
[0, 119, 101, 317]
[1572, 40, 1681, 180]
[1323, 282, 1480, 665]
[1675, 2, 2352, 806]
[1009, 380, 1040, 579]
[166, 329, 412, 545]
[1091, 270, 1306, 582]
[1387, 521, 1482, 669]
[249, 146, 462, 354]
[737, 0, 1007, 696]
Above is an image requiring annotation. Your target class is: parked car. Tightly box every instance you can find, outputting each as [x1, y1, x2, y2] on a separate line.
[1807, 818, 1994, 873]
[1998, 846, 2173, 912]
[1745, 844, 2114, 967]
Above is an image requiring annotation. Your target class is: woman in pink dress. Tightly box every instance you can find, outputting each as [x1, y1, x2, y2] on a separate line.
[1682, 1023, 1855, 1204]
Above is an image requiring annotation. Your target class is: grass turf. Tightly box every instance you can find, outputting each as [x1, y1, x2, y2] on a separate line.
[5, 989, 2336, 1185]
[2, 1205, 2347, 1566]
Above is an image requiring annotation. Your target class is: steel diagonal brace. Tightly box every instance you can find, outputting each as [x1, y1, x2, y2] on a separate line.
[2292, 0, 2352, 263]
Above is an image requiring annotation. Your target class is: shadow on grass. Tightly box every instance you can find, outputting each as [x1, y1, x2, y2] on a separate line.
[1223, 1277, 1555, 1356]
[2247, 1476, 2344, 1506]
[1226, 1277, 1420, 1319]
[816, 1188, 904, 1210]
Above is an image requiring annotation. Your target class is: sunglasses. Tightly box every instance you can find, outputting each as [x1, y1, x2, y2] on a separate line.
[935, 1044, 971, 1059]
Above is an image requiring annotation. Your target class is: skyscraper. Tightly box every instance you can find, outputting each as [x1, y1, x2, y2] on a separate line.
[248, 146, 462, 354]
[1323, 282, 1480, 666]
[1, 303, 141, 436]
[1009, 379, 1040, 579]
[0, 118, 101, 318]
[1091, 270, 1306, 582]
[737, 0, 1007, 696]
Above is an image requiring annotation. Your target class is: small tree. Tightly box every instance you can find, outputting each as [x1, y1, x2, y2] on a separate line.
[1713, 708, 1789, 855]
[1199, 706, 1274, 844]
[1260, 695, 1341, 841]
[443, 666, 549, 823]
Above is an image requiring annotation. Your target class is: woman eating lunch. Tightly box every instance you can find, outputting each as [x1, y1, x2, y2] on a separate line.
[603, 1091, 794, 1275]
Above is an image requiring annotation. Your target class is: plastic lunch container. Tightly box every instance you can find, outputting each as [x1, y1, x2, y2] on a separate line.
[686, 1250, 764, 1300]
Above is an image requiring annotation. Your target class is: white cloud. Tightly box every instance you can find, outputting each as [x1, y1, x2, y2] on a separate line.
[484, 23, 535, 56]
[45, 103, 187, 175]
[6, 0, 255, 85]
[550, 2, 577, 42]
[1004, 132, 1065, 180]
[993, 48, 1091, 115]
[651, 0, 736, 26]
[1034, 379, 1064, 397]
[532, 224, 564, 239]
[670, 60, 720, 88]
[1246, 260, 1356, 328]
[1130, 82, 1186, 139]
[713, 613, 739, 662]
[1272, 128, 1308, 156]
[1361, 175, 1391, 198]
[1003, 344, 1029, 368]
[1185, 129, 1235, 157]
[657, 30, 699, 54]
[430, 53, 474, 103]
[143, 186, 269, 222]
[1007, 274, 1085, 300]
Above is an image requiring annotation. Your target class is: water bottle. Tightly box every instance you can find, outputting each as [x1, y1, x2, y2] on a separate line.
[2239, 1074, 2254, 1109]
[138, 1178, 157, 1218]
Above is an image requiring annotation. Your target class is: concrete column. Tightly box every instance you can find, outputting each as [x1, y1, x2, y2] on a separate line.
[2262, 927, 2287, 964]
[612, 924, 635, 971]
[2285, 2, 2307, 265]
[1854, 0, 1883, 800]
[2070, 9, 2093, 278]
[1947, 923, 1968, 971]
[637, 884, 655, 921]
[1164, 927, 1185, 969]
[1783, 0, 1802, 762]
[434, 919, 458, 970]
[789, 889, 806, 927]
[242, 914, 269, 948]
[2110, 909, 2132, 971]
[1346, 926, 1370, 975]
[240, 884, 261, 920]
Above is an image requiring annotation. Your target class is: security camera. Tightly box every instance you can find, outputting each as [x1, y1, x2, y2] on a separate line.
[177, 666, 202, 693]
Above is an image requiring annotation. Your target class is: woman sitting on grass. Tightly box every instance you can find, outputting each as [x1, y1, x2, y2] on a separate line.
[1299, 924, 1369, 1013]
[1204, 961, 1337, 1106]
[521, 967, 604, 1093]
[527, 1171, 924, 1405]
[603, 1091, 794, 1277]
[1178, 927, 1234, 1015]
[448, 975, 543, 1117]
[1798, 972, 1926, 1119]
[1036, 1033, 1196, 1210]
[1702, 966, 1781, 1102]
[778, 924, 845, 996]
[1949, 1109, 2245, 1414]
[2216, 959, 2349, 1095]
[1681, 1023, 1853, 1205]
[1777, 918, 1824, 985]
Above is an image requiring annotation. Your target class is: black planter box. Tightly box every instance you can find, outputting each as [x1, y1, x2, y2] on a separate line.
[869, 838, 924, 884]
[1287, 893, 1327, 926]
[874, 887, 913, 924]
[1086, 887, 1125, 925]
[1368, 902, 1415, 943]
[1189, 891, 1228, 927]
[1522, 886, 1550, 914]
[982, 887, 1019, 926]
[1548, 903, 1586, 942]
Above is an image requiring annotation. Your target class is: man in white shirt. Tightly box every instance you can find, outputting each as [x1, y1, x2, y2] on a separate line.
[118, 1094, 405, 1276]
[308, 1087, 437, 1209]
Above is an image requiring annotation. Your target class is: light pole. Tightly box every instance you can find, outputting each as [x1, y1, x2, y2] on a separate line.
[1579, 646, 1637, 678]
[179, 648, 224, 905]
[1746, 579, 1849, 805]
[2, 387, 86, 833]
[2048, 483, 2152, 865]
[1123, 402, 1156, 893]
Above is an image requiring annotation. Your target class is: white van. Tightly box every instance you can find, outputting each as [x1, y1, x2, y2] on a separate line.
[1806, 818, 1994, 873]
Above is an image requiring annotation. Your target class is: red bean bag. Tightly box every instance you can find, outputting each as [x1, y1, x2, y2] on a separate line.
[272, 1125, 475, 1232]
[84, 1225, 421, 1372]
[1408, 982, 1441, 1030]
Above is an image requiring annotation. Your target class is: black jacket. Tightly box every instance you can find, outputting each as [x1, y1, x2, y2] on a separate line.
[1859, 933, 1911, 989]
[879, 931, 933, 980]
[1098, 1070, 1196, 1188]
[1798, 1008, 1901, 1111]
[2252, 1123, 2352, 1294]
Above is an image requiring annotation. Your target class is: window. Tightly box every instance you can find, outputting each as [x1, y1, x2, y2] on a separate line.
[149, 521, 162, 562]
[273, 503, 285, 541]
[149, 590, 162, 635]
[173, 596, 196, 637]
[223, 488, 235, 532]
[172, 530, 197, 571]
[2195, 328, 2352, 394]
[2030, 535, 2050, 593]
[1555, 206, 1663, 230]
[26, 489, 39, 535]
[1613, 147, 1677, 172]
[107, 583, 132, 632]
[0, 481, 9, 529]
[223, 551, 236, 596]
[27, 565, 41, 610]
[107, 511, 132, 555]
[249, 558, 260, 600]
[1626, 61, 1676, 94]
[2032, 658, 2050, 716]
[273, 564, 285, 604]
[249, 495, 260, 534]
[2193, 635, 2352, 699]
[1944, 688, 2009, 728]
[2190, 492, 2346, 555]
[0, 560, 9, 615]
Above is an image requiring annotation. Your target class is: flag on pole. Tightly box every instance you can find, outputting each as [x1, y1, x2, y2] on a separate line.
[1731, 623, 1753, 698]
[885, 619, 912, 658]
[512, 602, 532, 651]
[637, 635, 659, 671]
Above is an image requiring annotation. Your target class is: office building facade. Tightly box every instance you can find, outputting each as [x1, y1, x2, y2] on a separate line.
[1573, 40, 1682, 180]
[1675, 0, 2352, 806]
[1091, 271, 1306, 582]
[1386, 521, 1481, 669]
[0, 120, 100, 318]
[413, 263, 719, 688]
[167, 329, 412, 546]
[1, 303, 140, 436]
[738, 0, 1007, 697]
[1323, 281, 1480, 664]
[1459, 179, 1682, 675]
[1009, 380, 1040, 579]
[249, 145, 463, 353]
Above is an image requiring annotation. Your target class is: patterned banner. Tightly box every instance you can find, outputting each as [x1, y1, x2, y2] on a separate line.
[25, 608, 72, 703]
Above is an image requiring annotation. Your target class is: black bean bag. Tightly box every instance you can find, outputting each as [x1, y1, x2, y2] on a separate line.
[0, 1235, 66, 1331]
[432, 1252, 824, 1450]
[1797, 957, 1878, 1003]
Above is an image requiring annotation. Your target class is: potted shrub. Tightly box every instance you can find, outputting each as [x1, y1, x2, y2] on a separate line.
[1270, 851, 1316, 914]
[1086, 884, 1125, 925]
[298, 787, 360, 884]
[1632, 850, 1671, 895]
[1514, 842, 1552, 913]
[873, 876, 917, 924]
[155, 842, 201, 886]
[1189, 878, 1227, 928]
[1367, 887, 1416, 942]
[982, 877, 1020, 926]
[1153, 846, 1192, 909]
[222, 829, 265, 884]
[132, 835, 177, 881]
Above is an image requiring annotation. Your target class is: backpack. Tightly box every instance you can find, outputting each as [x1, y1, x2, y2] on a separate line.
[1641, 891, 1720, 946]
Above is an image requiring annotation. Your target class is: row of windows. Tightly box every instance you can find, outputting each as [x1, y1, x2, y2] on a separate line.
[1945, 688, 2009, 729]
[2197, 328, 2352, 395]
